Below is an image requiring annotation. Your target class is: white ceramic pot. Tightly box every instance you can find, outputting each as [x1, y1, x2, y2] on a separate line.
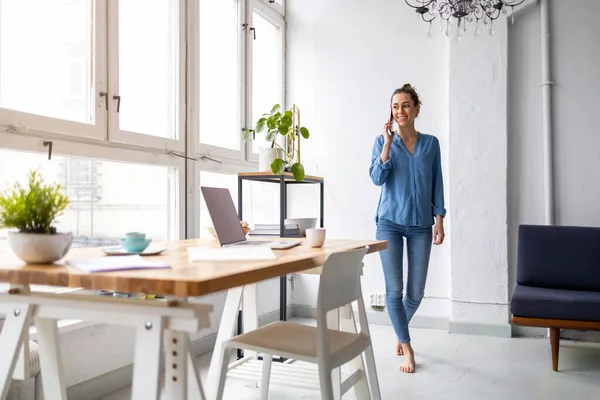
[8, 232, 73, 264]
[258, 148, 283, 172]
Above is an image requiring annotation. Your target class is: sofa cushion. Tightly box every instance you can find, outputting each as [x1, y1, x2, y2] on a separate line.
[511, 285, 600, 322]
[517, 225, 600, 291]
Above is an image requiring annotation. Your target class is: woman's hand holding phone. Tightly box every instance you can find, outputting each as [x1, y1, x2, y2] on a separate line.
[382, 119, 393, 146]
[380, 118, 393, 163]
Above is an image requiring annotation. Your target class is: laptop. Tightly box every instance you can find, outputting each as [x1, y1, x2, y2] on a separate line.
[201, 186, 302, 250]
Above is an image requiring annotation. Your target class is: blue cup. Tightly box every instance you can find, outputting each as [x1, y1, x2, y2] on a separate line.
[120, 232, 151, 252]
[125, 232, 146, 241]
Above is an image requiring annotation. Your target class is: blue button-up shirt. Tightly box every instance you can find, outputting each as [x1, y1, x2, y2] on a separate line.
[369, 132, 446, 227]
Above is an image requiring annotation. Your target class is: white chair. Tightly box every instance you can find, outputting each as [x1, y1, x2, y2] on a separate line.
[215, 246, 381, 400]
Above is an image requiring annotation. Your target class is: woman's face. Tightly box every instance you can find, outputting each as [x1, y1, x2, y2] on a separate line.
[391, 92, 419, 128]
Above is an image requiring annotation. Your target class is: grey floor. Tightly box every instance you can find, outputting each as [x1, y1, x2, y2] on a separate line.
[101, 320, 600, 400]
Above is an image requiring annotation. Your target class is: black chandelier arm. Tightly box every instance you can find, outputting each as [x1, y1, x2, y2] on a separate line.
[485, 7, 502, 21]
[419, 11, 436, 23]
[404, 0, 436, 10]
[437, 2, 452, 21]
[470, 6, 483, 21]
[502, 0, 526, 6]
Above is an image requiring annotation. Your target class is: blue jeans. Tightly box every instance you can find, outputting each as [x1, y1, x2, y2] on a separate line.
[375, 218, 432, 343]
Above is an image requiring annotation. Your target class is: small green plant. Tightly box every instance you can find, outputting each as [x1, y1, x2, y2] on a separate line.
[244, 104, 310, 182]
[0, 170, 69, 234]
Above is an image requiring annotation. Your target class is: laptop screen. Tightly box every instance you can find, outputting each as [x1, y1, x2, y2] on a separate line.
[201, 186, 247, 246]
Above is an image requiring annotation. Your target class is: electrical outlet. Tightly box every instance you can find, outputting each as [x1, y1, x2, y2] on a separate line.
[369, 292, 378, 307]
[377, 292, 386, 307]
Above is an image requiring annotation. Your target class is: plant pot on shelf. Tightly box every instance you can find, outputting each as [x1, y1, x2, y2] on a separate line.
[258, 148, 283, 172]
[8, 231, 73, 264]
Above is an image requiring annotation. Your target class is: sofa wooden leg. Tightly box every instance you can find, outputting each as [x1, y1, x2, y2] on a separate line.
[550, 327, 560, 371]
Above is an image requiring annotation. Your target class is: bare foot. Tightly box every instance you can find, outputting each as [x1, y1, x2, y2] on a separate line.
[399, 343, 415, 373]
[395, 340, 404, 355]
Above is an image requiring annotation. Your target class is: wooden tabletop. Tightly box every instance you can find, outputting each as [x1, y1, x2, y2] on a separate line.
[0, 238, 386, 297]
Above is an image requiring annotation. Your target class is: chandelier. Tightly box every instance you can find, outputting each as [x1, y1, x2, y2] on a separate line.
[404, 0, 527, 36]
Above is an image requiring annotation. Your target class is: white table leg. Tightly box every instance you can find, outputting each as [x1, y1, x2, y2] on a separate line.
[10, 284, 31, 382]
[164, 330, 189, 399]
[242, 284, 258, 359]
[206, 286, 243, 400]
[340, 305, 371, 399]
[326, 308, 341, 400]
[0, 303, 33, 400]
[34, 317, 67, 400]
[187, 336, 207, 400]
[131, 316, 164, 400]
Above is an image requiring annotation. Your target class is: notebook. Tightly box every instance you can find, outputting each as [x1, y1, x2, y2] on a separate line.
[66, 255, 171, 273]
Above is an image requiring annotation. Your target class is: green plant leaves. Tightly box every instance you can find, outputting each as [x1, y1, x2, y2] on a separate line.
[255, 118, 266, 133]
[271, 158, 286, 175]
[265, 129, 278, 142]
[0, 170, 69, 234]
[281, 112, 292, 126]
[277, 124, 288, 135]
[300, 127, 310, 139]
[270, 104, 281, 114]
[291, 163, 305, 182]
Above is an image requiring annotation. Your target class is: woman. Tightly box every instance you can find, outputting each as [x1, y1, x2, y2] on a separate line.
[369, 84, 446, 373]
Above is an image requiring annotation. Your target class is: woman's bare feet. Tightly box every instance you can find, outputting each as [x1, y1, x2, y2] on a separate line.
[395, 340, 404, 355]
[399, 342, 415, 373]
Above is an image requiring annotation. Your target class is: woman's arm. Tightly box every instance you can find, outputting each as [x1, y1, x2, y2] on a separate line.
[369, 137, 392, 186]
[432, 138, 446, 245]
[432, 138, 446, 218]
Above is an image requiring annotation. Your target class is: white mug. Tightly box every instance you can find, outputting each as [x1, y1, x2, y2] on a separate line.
[306, 228, 326, 247]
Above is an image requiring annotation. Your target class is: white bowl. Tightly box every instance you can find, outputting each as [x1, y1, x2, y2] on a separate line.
[285, 218, 317, 236]
[8, 231, 73, 264]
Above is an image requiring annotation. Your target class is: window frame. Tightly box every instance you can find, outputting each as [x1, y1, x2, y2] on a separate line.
[0, 0, 107, 141]
[245, 0, 286, 162]
[0, 130, 186, 242]
[189, 0, 247, 162]
[106, 0, 186, 152]
[258, 0, 285, 16]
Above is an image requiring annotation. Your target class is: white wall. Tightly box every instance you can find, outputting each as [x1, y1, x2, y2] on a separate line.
[286, 0, 451, 322]
[448, 19, 510, 327]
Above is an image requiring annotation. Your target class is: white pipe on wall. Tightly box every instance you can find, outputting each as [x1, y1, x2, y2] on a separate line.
[540, 0, 554, 225]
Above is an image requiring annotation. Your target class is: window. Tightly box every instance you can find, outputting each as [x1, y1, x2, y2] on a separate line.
[65, 158, 99, 202]
[0, 0, 103, 139]
[197, 0, 243, 156]
[0, 0, 287, 251]
[248, 1, 285, 156]
[0, 148, 179, 252]
[109, 0, 184, 150]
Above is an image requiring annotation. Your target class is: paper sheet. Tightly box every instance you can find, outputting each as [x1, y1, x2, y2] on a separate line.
[187, 246, 276, 261]
[66, 255, 171, 273]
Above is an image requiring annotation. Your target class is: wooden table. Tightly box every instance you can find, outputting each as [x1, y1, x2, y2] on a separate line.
[0, 237, 387, 400]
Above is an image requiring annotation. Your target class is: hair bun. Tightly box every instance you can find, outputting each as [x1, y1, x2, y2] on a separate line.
[401, 83, 413, 90]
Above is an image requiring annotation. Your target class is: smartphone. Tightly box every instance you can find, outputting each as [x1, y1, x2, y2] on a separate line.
[387, 109, 394, 136]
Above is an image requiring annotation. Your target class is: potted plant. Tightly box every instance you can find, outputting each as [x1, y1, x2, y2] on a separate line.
[244, 104, 310, 182]
[0, 170, 72, 264]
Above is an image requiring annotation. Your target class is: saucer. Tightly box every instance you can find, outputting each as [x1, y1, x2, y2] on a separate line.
[101, 246, 167, 256]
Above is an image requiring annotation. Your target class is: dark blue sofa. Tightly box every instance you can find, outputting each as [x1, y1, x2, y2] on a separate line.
[510, 224, 600, 371]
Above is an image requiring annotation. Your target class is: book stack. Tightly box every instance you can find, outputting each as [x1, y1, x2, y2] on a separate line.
[248, 223, 302, 238]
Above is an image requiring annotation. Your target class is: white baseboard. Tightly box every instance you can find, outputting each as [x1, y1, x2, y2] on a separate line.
[449, 320, 513, 338]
